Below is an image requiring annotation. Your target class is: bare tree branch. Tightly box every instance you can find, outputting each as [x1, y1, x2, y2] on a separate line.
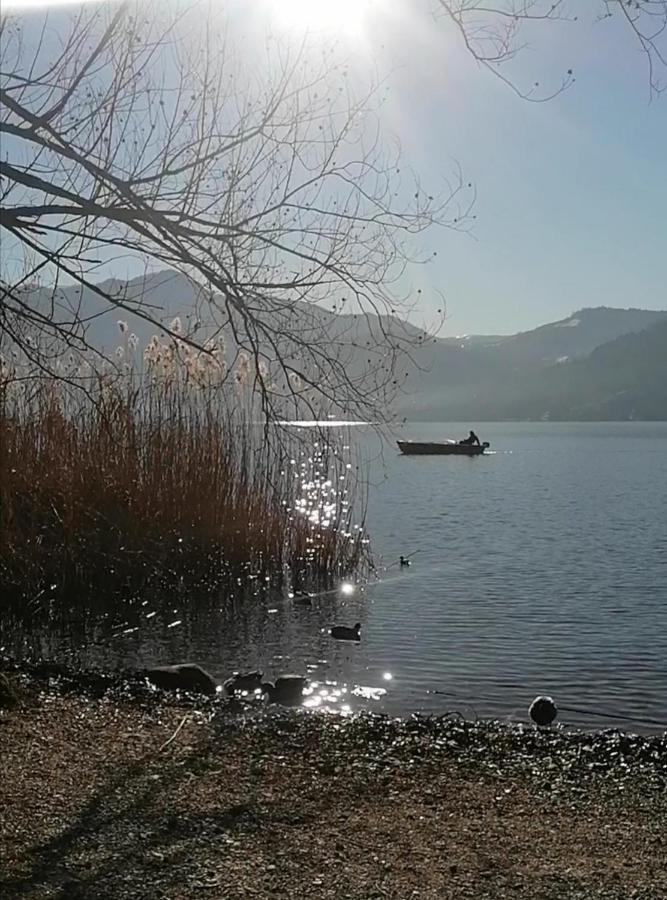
[435, 1, 667, 99]
[1, 2, 469, 422]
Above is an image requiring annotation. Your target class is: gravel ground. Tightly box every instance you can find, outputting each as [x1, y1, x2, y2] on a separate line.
[1, 662, 666, 900]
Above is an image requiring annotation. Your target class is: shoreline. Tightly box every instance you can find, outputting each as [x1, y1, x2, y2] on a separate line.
[2, 661, 666, 899]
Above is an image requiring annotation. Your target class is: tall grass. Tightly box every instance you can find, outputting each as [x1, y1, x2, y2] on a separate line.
[0, 334, 369, 613]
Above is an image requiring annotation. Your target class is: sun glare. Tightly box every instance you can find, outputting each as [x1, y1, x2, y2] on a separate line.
[269, 0, 371, 36]
[4, 0, 106, 8]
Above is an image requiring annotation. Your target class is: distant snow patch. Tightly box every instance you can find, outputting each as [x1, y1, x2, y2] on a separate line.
[557, 317, 580, 327]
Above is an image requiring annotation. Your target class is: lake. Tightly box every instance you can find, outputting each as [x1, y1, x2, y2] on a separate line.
[4, 422, 667, 732]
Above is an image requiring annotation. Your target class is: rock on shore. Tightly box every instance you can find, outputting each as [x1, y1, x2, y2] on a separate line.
[1, 662, 666, 900]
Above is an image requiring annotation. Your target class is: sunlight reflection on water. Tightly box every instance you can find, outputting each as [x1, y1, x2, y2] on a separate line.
[3, 423, 667, 733]
[276, 420, 370, 427]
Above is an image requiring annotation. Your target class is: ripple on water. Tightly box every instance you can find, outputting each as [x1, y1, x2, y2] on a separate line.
[3, 423, 667, 732]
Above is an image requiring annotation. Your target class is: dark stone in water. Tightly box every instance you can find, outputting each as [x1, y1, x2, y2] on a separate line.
[261, 675, 308, 705]
[223, 671, 264, 696]
[13, 661, 114, 698]
[145, 663, 217, 696]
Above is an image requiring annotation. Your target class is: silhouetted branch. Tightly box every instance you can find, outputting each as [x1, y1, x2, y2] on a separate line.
[1, 2, 470, 422]
[435, 1, 667, 99]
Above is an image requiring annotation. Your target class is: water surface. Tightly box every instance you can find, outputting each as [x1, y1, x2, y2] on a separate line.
[4, 422, 667, 731]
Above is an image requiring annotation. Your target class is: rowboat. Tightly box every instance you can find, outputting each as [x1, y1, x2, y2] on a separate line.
[397, 440, 490, 456]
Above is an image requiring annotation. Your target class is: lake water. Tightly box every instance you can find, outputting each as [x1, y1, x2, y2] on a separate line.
[5, 422, 667, 732]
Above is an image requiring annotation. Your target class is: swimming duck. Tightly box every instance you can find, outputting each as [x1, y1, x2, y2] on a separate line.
[330, 622, 362, 642]
[145, 663, 217, 696]
[223, 671, 264, 696]
[292, 591, 314, 607]
[399, 556, 411, 567]
[261, 675, 308, 705]
[529, 695, 558, 727]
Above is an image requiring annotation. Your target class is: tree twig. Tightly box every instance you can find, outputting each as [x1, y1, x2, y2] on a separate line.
[157, 714, 189, 753]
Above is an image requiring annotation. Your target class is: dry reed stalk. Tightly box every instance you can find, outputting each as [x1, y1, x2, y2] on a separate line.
[0, 361, 370, 613]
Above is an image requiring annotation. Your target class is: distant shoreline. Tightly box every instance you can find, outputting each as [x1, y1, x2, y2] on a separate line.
[394, 418, 667, 424]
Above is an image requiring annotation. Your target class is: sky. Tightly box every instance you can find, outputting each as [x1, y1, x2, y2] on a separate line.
[369, 4, 667, 337]
[4, 0, 667, 336]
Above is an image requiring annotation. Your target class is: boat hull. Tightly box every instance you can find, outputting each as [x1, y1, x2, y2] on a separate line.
[397, 440, 489, 456]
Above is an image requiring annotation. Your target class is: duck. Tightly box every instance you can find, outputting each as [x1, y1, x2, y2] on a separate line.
[399, 556, 411, 567]
[330, 622, 362, 642]
[261, 675, 308, 705]
[145, 663, 217, 696]
[292, 591, 314, 607]
[529, 695, 558, 727]
[223, 671, 264, 696]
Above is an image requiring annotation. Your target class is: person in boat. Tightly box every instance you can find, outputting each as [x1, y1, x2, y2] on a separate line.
[460, 429, 481, 447]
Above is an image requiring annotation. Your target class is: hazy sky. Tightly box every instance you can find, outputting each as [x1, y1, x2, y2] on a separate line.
[6, 0, 667, 336]
[370, 5, 667, 337]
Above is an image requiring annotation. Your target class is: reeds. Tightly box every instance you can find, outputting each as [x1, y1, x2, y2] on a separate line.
[0, 334, 369, 614]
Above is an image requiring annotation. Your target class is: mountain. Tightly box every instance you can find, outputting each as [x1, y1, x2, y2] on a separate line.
[491, 320, 667, 421]
[398, 312, 667, 421]
[11, 273, 667, 420]
[28, 270, 430, 353]
[444, 307, 667, 367]
[15, 272, 432, 413]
